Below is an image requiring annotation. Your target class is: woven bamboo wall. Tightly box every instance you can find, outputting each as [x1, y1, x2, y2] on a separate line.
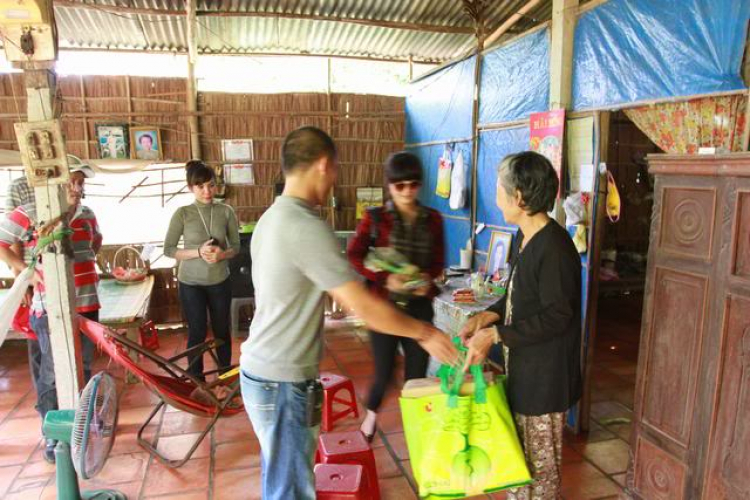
[0, 74, 404, 230]
[201, 92, 403, 229]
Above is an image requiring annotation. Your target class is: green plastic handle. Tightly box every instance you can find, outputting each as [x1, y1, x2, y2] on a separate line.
[27, 228, 73, 269]
[436, 337, 486, 407]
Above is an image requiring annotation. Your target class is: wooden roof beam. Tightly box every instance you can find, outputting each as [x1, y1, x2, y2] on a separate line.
[484, 0, 544, 48]
[52, 1, 475, 35]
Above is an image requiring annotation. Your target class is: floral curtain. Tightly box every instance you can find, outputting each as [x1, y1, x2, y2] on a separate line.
[623, 94, 747, 154]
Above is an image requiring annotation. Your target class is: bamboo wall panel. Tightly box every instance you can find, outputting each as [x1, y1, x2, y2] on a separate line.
[0, 75, 404, 231]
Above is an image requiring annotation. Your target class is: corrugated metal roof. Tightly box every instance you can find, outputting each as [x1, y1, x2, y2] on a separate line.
[51, 0, 577, 62]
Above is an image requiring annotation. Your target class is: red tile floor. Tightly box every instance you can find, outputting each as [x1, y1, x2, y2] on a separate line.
[0, 292, 641, 499]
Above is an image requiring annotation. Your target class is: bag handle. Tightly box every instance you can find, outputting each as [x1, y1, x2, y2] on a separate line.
[436, 337, 487, 408]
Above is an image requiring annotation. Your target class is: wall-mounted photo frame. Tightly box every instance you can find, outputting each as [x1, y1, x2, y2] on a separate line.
[222, 139, 254, 163]
[95, 123, 129, 159]
[225, 163, 255, 185]
[355, 187, 384, 219]
[130, 127, 163, 161]
[486, 230, 513, 277]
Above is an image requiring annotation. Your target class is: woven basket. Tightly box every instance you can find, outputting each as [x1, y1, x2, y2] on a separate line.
[112, 245, 148, 285]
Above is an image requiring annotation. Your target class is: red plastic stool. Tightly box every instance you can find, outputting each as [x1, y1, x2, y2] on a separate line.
[320, 372, 359, 431]
[315, 463, 371, 500]
[318, 431, 380, 500]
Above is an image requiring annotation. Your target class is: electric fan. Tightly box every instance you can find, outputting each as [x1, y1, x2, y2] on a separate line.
[43, 372, 125, 499]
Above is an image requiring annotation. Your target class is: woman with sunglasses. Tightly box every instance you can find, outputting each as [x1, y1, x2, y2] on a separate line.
[348, 151, 445, 441]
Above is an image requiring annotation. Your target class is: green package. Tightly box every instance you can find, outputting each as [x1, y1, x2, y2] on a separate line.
[400, 341, 531, 498]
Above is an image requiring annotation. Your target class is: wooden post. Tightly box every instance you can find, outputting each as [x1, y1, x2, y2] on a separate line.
[186, 0, 201, 159]
[125, 75, 132, 129]
[469, 44, 484, 260]
[327, 58, 336, 230]
[548, 0, 578, 224]
[579, 111, 610, 433]
[549, 0, 579, 109]
[464, 0, 485, 269]
[25, 68, 82, 408]
[79, 75, 89, 159]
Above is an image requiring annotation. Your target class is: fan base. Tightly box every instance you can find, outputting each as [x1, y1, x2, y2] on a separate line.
[82, 490, 128, 500]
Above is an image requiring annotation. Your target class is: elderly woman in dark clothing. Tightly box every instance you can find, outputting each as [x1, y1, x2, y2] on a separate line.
[460, 151, 582, 500]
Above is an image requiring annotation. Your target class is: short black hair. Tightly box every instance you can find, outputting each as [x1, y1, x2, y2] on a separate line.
[185, 160, 215, 187]
[385, 151, 423, 183]
[281, 126, 336, 175]
[497, 151, 558, 215]
[139, 134, 153, 144]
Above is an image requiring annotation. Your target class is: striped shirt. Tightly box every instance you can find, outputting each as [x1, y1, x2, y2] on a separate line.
[0, 203, 102, 314]
[5, 176, 34, 212]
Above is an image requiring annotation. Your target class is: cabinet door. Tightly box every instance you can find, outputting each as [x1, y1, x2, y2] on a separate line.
[632, 173, 721, 500]
[703, 186, 750, 499]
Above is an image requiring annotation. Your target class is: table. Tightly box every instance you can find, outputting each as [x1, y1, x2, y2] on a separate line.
[98, 276, 155, 383]
[427, 276, 504, 375]
[2, 276, 155, 382]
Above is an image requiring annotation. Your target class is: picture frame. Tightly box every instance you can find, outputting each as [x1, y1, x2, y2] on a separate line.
[355, 187, 384, 219]
[221, 139, 254, 163]
[95, 124, 129, 159]
[224, 163, 255, 185]
[130, 127, 163, 161]
[486, 230, 513, 277]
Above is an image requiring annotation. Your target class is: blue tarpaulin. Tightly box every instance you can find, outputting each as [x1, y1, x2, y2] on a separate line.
[474, 127, 529, 256]
[479, 28, 550, 125]
[442, 217, 472, 267]
[405, 57, 477, 145]
[572, 0, 750, 110]
[409, 142, 473, 266]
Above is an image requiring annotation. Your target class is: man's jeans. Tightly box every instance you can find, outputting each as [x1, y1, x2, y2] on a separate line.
[240, 370, 321, 500]
[28, 313, 58, 422]
[28, 312, 97, 422]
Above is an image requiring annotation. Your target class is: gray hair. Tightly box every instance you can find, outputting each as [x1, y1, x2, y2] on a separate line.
[496, 151, 558, 215]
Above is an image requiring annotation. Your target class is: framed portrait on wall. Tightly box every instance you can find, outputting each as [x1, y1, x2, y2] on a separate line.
[222, 139, 254, 163]
[130, 127, 163, 161]
[95, 124, 129, 159]
[486, 230, 513, 277]
[355, 187, 384, 219]
[225, 163, 255, 185]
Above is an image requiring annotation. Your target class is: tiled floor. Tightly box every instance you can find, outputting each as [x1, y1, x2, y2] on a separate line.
[0, 292, 641, 499]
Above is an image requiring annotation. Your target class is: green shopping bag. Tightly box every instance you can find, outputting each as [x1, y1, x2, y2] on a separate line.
[400, 340, 531, 498]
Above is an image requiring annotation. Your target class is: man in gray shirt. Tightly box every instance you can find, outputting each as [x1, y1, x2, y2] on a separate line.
[239, 127, 457, 500]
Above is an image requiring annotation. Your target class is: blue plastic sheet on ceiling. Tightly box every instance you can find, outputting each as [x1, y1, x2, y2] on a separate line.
[405, 57, 477, 145]
[572, 0, 750, 110]
[474, 127, 529, 255]
[412, 142, 472, 220]
[479, 28, 550, 125]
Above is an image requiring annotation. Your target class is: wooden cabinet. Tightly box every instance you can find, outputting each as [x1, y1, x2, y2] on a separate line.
[628, 154, 750, 499]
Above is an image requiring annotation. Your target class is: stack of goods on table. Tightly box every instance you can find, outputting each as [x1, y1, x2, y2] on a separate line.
[451, 288, 475, 303]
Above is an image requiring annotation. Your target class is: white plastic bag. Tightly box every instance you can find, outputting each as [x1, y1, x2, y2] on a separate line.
[449, 150, 466, 210]
[0, 268, 33, 348]
[563, 192, 587, 226]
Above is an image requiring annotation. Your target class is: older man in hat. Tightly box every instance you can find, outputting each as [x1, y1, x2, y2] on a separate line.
[0, 155, 103, 462]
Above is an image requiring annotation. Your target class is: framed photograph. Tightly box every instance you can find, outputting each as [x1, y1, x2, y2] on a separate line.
[355, 187, 384, 219]
[222, 139, 254, 163]
[95, 124, 129, 159]
[225, 163, 255, 185]
[130, 127, 163, 161]
[486, 230, 513, 277]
